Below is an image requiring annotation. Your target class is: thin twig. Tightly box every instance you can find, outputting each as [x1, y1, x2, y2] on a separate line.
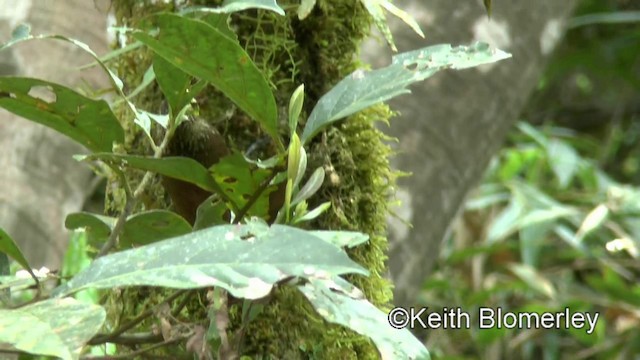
[233, 169, 281, 224]
[97, 168, 134, 257]
[90, 289, 187, 345]
[82, 338, 183, 360]
[89, 332, 163, 345]
[97, 119, 178, 257]
[171, 289, 196, 317]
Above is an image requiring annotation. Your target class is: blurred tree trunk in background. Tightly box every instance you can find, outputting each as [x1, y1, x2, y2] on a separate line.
[0, 0, 109, 269]
[360, 0, 579, 307]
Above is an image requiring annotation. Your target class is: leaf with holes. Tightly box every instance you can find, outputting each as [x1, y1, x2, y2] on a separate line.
[210, 152, 275, 218]
[194, 195, 230, 230]
[133, 14, 280, 146]
[0, 77, 124, 152]
[0, 26, 166, 142]
[53, 221, 368, 299]
[301, 42, 511, 143]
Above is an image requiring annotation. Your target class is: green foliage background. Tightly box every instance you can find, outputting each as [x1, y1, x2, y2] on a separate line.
[421, 0, 640, 358]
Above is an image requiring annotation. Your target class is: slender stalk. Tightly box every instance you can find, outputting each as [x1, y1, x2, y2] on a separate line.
[233, 170, 280, 224]
[82, 338, 183, 360]
[90, 289, 187, 345]
[97, 120, 177, 257]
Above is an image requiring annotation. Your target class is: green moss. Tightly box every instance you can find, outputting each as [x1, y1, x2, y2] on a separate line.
[107, 0, 396, 358]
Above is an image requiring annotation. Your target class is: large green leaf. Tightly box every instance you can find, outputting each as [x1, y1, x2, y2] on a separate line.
[65, 212, 115, 247]
[0, 228, 31, 274]
[301, 42, 511, 143]
[299, 278, 430, 360]
[121, 210, 192, 247]
[133, 14, 279, 144]
[0, 25, 159, 144]
[80, 153, 218, 193]
[153, 55, 206, 118]
[53, 221, 368, 299]
[65, 210, 192, 248]
[0, 77, 124, 152]
[0, 298, 105, 360]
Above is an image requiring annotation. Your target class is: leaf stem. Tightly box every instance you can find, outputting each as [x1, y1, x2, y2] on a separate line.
[97, 120, 178, 257]
[233, 170, 280, 224]
[89, 289, 187, 345]
[82, 338, 183, 359]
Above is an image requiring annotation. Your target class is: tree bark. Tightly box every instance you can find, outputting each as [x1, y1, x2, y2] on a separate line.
[361, 0, 579, 307]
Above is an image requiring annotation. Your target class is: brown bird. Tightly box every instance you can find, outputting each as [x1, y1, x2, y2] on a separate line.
[162, 118, 285, 225]
[162, 118, 230, 225]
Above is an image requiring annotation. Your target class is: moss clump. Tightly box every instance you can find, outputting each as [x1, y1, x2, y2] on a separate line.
[107, 0, 396, 358]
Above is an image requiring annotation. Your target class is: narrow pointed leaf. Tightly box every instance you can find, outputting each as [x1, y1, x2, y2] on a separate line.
[292, 166, 324, 205]
[508, 263, 556, 299]
[360, 0, 396, 51]
[378, 0, 424, 38]
[182, 0, 285, 16]
[133, 14, 279, 144]
[546, 138, 579, 188]
[0, 298, 105, 360]
[298, 0, 317, 19]
[53, 221, 368, 299]
[309, 231, 369, 248]
[576, 204, 609, 241]
[288, 84, 305, 135]
[483, 0, 492, 17]
[0, 228, 31, 274]
[0, 77, 124, 152]
[302, 42, 511, 143]
[293, 201, 331, 223]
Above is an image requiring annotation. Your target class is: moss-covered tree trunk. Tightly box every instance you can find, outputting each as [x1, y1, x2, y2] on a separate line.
[107, 1, 395, 358]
